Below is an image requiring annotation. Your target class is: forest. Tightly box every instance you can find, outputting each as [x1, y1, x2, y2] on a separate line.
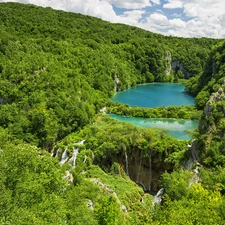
[0, 2, 225, 224]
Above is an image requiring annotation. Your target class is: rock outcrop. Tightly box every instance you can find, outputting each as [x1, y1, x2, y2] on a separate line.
[171, 60, 191, 79]
[114, 76, 120, 92]
[111, 149, 173, 193]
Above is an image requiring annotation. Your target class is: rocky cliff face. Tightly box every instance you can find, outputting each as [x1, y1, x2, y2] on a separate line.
[114, 76, 120, 92]
[109, 149, 173, 193]
[200, 83, 225, 134]
[196, 82, 225, 166]
[204, 86, 225, 116]
[165, 53, 172, 75]
[171, 60, 191, 79]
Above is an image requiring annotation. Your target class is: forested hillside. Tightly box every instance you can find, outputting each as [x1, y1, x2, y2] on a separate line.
[190, 41, 225, 167]
[0, 2, 221, 148]
[0, 2, 225, 224]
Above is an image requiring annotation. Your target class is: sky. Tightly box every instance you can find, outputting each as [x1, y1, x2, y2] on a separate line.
[1, 0, 225, 38]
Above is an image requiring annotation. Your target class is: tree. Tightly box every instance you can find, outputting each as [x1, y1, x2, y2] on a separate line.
[94, 195, 121, 225]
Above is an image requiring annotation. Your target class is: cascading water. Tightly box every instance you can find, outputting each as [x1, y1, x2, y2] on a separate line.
[137, 157, 142, 183]
[136, 182, 147, 192]
[152, 188, 164, 206]
[60, 148, 68, 165]
[83, 155, 87, 163]
[51, 148, 59, 157]
[55, 148, 59, 158]
[77, 140, 85, 145]
[148, 154, 152, 192]
[68, 147, 79, 168]
[58, 140, 85, 167]
[125, 152, 129, 177]
[72, 148, 78, 167]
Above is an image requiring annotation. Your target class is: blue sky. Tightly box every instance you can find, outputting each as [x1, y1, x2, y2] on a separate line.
[113, 1, 185, 21]
[1, 0, 225, 38]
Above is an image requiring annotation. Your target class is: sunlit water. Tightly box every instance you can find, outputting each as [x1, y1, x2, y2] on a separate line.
[108, 114, 198, 140]
[109, 83, 198, 140]
[111, 83, 195, 107]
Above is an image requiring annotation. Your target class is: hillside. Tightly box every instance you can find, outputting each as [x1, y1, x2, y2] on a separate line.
[0, 2, 221, 148]
[191, 41, 225, 167]
[0, 2, 225, 224]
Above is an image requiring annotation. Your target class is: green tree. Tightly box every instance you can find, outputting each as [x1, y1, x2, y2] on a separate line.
[94, 195, 121, 225]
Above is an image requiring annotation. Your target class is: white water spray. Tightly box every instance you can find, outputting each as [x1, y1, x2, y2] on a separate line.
[68, 147, 79, 168]
[60, 148, 68, 165]
[125, 152, 129, 177]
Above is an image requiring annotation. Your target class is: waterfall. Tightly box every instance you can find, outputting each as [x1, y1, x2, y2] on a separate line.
[63, 170, 74, 183]
[51, 148, 59, 157]
[60, 149, 68, 165]
[136, 181, 147, 192]
[59, 140, 85, 166]
[55, 148, 59, 158]
[125, 152, 129, 177]
[83, 155, 87, 163]
[152, 188, 164, 206]
[136, 157, 142, 183]
[68, 147, 79, 168]
[148, 154, 152, 192]
[76, 140, 85, 145]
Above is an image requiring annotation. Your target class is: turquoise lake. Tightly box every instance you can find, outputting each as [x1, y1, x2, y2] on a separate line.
[108, 114, 198, 140]
[109, 83, 198, 140]
[111, 83, 195, 108]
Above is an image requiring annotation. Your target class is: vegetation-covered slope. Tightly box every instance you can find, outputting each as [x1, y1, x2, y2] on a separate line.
[0, 2, 221, 148]
[1, 2, 225, 224]
[189, 41, 225, 167]
[0, 128, 154, 224]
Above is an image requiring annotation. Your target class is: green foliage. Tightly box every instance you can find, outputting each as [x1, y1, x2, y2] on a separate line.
[0, 2, 220, 150]
[0, 134, 155, 224]
[0, 141, 68, 224]
[176, 70, 184, 79]
[200, 167, 225, 193]
[160, 171, 192, 200]
[0, 2, 225, 225]
[195, 90, 210, 109]
[73, 115, 187, 166]
[186, 40, 225, 169]
[94, 195, 121, 225]
[107, 101, 201, 119]
[154, 173, 225, 224]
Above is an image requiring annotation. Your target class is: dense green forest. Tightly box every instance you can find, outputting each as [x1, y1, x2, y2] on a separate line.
[0, 2, 225, 224]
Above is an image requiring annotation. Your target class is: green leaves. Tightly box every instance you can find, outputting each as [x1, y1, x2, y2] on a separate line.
[94, 195, 120, 225]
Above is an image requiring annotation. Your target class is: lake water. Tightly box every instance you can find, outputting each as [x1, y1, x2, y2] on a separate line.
[111, 83, 195, 108]
[108, 114, 198, 140]
[109, 83, 198, 140]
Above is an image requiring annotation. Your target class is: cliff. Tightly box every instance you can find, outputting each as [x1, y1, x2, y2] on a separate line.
[101, 148, 174, 194]
[194, 41, 225, 167]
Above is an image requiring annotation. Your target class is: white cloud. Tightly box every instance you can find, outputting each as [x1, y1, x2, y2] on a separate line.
[147, 13, 169, 27]
[143, 12, 185, 33]
[151, 0, 160, 5]
[170, 18, 185, 28]
[220, 14, 225, 27]
[109, 9, 146, 26]
[144, 0, 225, 38]
[163, 0, 183, 9]
[65, 0, 117, 22]
[172, 13, 182, 18]
[0, 0, 118, 22]
[105, 0, 151, 9]
[183, 1, 224, 19]
[123, 9, 145, 21]
[181, 1, 225, 37]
